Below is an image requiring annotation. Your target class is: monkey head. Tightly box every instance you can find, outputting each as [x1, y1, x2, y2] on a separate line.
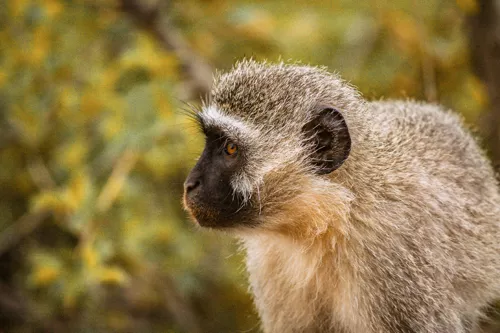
[183, 60, 360, 232]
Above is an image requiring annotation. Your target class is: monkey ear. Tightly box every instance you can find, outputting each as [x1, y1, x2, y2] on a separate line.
[302, 107, 351, 175]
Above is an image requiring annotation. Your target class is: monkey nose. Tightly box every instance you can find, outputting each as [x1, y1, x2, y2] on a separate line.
[184, 178, 201, 194]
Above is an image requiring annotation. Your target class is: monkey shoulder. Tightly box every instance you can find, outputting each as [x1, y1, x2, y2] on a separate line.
[364, 100, 469, 143]
[345, 100, 500, 224]
[355, 100, 490, 173]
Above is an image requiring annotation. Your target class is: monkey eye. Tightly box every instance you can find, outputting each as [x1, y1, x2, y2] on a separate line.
[224, 141, 238, 156]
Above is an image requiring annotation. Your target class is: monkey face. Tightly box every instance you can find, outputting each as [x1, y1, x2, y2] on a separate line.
[183, 104, 351, 230]
[184, 61, 354, 230]
[183, 129, 257, 228]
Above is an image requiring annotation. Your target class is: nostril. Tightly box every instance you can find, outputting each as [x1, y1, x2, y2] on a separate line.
[185, 179, 201, 193]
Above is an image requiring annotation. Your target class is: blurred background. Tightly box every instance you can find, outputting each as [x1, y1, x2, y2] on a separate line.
[1, 0, 500, 332]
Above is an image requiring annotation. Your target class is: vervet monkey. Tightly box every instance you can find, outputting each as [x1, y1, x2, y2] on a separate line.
[183, 60, 500, 333]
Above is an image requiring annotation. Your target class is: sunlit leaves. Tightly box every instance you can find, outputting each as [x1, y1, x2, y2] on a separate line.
[9, 0, 30, 17]
[456, 0, 479, 14]
[55, 138, 89, 170]
[0, 70, 7, 87]
[230, 7, 276, 39]
[119, 34, 180, 79]
[44, 0, 64, 18]
[1, 0, 222, 330]
[32, 190, 68, 216]
[31, 25, 51, 65]
[29, 251, 62, 287]
[8, 106, 45, 147]
[382, 11, 422, 55]
[98, 266, 130, 285]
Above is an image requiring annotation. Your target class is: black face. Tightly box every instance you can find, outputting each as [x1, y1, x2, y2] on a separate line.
[183, 130, 256, 228]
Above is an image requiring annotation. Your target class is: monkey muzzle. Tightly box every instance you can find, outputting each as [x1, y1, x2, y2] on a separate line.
[183, 173, 256, 228]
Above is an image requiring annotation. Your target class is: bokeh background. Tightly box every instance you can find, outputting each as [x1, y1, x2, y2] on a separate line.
[1, 0, 500, 332]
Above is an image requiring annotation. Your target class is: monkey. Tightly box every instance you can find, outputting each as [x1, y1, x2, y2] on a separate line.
[182, 60, 500, 333]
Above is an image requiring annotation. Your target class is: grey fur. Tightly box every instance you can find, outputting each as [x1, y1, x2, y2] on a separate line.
[197, 60, 500, 333]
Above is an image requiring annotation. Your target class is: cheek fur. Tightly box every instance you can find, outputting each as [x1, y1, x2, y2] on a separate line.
[256, 169, 354, 239]
[230, 171, 256, 203]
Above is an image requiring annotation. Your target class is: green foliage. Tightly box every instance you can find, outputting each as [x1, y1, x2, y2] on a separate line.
[0, 1, 251, 332]
[0, 0, 490, 332]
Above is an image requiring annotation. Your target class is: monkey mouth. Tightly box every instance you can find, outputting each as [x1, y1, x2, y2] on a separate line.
[183, 194, 256, 229]
[183, 194, 224, 228]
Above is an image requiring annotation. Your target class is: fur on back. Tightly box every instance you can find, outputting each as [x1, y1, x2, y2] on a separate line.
[205, 61, 500, 333]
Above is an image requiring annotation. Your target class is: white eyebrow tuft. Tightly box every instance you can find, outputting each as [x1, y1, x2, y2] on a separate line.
[200, 105, 260, 140]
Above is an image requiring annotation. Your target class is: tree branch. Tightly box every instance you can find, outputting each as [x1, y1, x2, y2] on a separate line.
[0, 210, 51, 257]
[119, 0, 213, 99]
[468, 0, 500, 169]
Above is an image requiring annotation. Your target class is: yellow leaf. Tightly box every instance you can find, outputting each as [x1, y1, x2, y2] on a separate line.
[0, 71, 7, 88]
[31, 191, 68, 215]
[32, 266, 60, 286]
[100, 111, 124, 140]
[154, 89, 173, 121]
[154, 226, 173, 242]
[81, 243, 99, 269]
[31, 26, 51, 65]
[236, 9, 275, 39]
[283, 14, 319, 44]
[54, 65, 73, 81]
[9, 0, 29, 16]
[118, 33, 178, 78]
[192, 31, 216, 57]
[63, 291, 78, 309]
[62, 280, 85, 309]
[97, 8, 118, 28]
[80, 91, 102, 117]
[384, 11, 422, 54]
[100, 66, 120, 90]
[98, 266, 130, 286]
[467, 75, 488, 107]
[58, 86, 79, 111]
[107, 312, 131, 330]
[142, 146, 169, 178]
[156, 54, 179, 79]
[43, 0, 63, 18]
[9, 105, 42, 147]
[456, 0, 478, 14]
[58, 139, 89, 171]
[63, 172, 90, 211]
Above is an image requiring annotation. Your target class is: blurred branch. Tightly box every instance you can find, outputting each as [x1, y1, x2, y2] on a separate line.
[0, 128, 18, 151]
[468, 0, 500, 169]
[412, 0, 437, 102]
[119, 0, 213, 99]
[155, 272, 202, 333]
[122, 263, 202, 333]
[27, 155, 56, 190]
[0, 282, 29, 323]
[0, 155, 56, 256]
[96, 149, 138, 213]
[0, 210, 51, 257]
[421, 53, 437, 102]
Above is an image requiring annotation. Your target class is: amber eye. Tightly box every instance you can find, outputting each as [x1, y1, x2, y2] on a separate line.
[224, 142, 238, 156]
